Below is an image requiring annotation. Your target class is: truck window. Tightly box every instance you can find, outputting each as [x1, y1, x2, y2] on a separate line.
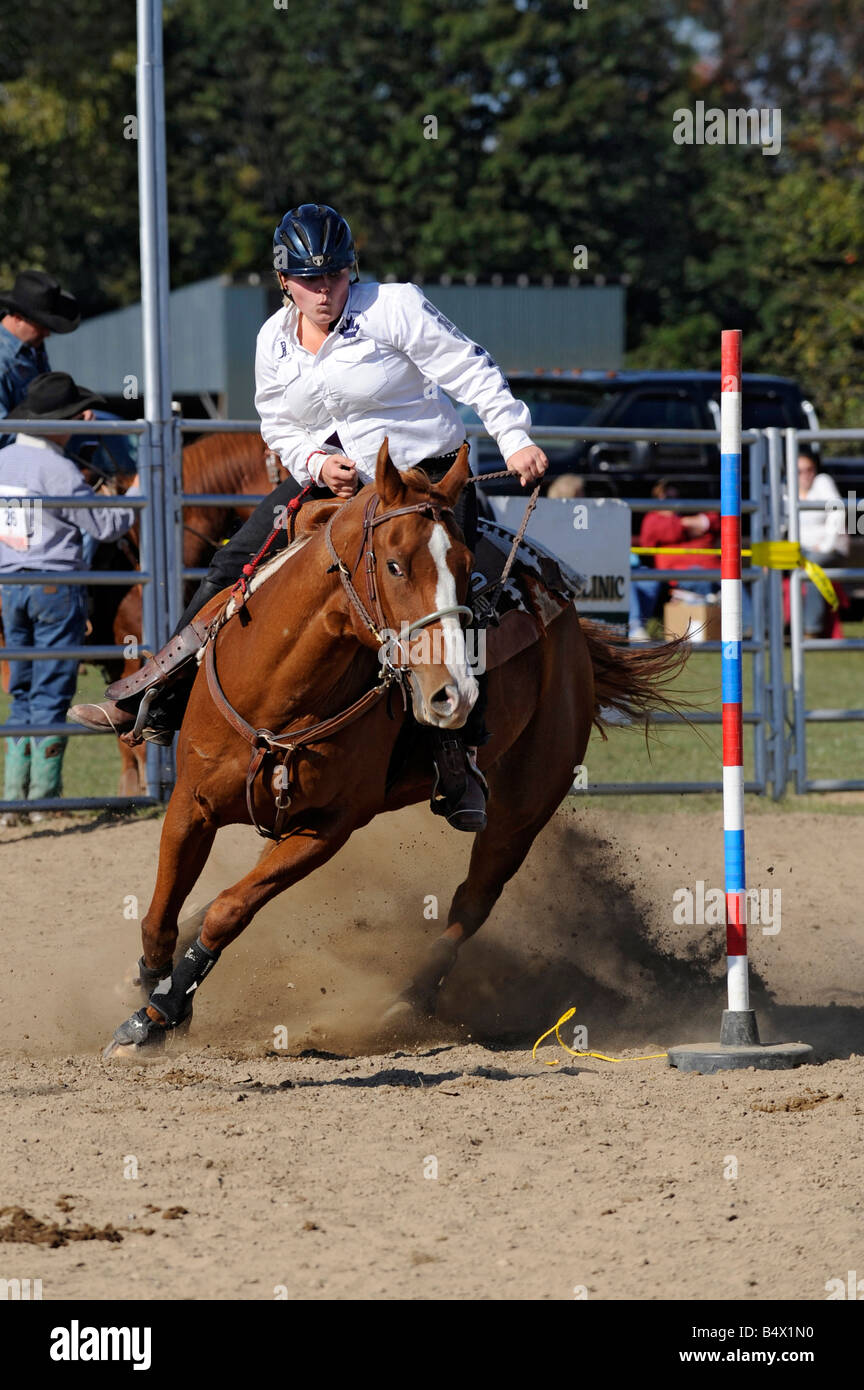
[611, 392, 702, 431]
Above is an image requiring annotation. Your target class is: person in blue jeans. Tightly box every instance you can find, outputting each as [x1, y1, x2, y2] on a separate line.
[0, 373, 138, 824]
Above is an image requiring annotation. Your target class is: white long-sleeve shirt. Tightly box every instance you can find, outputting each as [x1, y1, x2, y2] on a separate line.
[254, 280, 533, 487]
[795, 473, 850, 557]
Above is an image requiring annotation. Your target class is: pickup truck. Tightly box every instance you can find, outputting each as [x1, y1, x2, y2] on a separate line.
[461, 368, 820, 499]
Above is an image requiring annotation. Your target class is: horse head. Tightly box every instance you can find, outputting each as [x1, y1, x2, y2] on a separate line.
[332, 437, 479, 729]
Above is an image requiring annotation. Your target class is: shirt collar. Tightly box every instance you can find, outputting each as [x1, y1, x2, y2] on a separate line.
[0, 321, 45, 358]
[15, 433, 66, 457]
[328, 281, 359, 334]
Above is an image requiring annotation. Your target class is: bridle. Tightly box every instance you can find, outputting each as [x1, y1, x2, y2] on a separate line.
[323, 490, 473, 671]
[204, 485, 474, 840]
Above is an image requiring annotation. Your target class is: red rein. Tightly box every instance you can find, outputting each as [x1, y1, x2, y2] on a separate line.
[230, 484, 312, 607]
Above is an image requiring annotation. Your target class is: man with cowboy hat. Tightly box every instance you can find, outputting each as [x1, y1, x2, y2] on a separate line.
[0, 270, 81, 450]
[0, 372, 138, 824]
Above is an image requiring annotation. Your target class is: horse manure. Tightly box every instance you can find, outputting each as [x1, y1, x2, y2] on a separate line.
[0, 1206, 123, 1247]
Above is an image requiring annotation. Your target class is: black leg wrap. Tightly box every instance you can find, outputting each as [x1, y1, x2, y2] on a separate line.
[134, 956, 172, 991]
[147, 937, 221, 1027]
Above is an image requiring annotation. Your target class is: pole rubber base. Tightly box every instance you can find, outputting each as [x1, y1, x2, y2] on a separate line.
[668, 1012, 814, 1073]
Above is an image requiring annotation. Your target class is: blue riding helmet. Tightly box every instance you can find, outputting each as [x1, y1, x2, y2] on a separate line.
[273, 203, 358, 278]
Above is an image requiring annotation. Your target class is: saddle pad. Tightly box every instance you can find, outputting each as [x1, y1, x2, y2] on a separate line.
[471, 516, 578, 635]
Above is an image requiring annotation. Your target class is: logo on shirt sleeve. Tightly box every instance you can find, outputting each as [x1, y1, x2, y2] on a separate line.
[421, 298, 469, 342]
[420, 298, 506, 378]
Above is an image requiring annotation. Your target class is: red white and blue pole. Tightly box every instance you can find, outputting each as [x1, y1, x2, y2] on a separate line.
[720, 329, 748, 1014]
[668, 332, 813, 1070]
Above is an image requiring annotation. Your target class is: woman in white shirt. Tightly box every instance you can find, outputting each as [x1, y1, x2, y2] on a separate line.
[796, 450, 849, 635]
[73, 204, 549, 829]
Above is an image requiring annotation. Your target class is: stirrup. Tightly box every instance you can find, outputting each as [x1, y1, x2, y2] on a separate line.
[130, 686, 160, 740]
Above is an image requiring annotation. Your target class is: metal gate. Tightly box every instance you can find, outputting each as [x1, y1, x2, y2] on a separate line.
[3, 420, 862, 813]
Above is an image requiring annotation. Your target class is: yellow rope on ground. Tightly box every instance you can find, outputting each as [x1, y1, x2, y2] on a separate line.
[631, 540, 838, 609]
[531, 1007, 668, 1066]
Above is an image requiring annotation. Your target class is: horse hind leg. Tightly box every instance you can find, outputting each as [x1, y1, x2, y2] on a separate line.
[389, 643, 590, 1021]
[386, 809, 561, 1022]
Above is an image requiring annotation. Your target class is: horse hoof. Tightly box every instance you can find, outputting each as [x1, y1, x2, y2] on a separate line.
[380, 991, 437, 1028]
[102, 1037, 157, 1062]
[102, 1006, 168, 1060]
[381, 999, 415, 1024]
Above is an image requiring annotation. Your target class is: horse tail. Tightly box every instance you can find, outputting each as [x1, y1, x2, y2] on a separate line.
[581, 619, 691, 737]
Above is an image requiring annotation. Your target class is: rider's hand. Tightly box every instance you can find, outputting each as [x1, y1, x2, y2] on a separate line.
[320, 454, 359, 497]
[506, 444, 548, 487]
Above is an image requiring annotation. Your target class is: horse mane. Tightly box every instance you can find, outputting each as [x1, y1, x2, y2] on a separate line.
[400, 467, 433, 493]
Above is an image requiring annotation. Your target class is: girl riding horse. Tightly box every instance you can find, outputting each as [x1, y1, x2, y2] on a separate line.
[71, 202, 549, 831]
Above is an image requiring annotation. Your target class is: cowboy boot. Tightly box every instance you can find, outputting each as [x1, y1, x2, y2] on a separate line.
[429, 729, 489, 832]
[68, 617, 212, 746]
[1, 737, 31, 827]
[27, 736, 65, 820]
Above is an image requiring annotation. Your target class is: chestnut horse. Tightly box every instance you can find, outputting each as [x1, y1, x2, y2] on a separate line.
[105, 440, 687, 1057]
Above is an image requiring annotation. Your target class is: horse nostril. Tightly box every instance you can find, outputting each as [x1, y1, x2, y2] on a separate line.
[430, 685, 456, 711]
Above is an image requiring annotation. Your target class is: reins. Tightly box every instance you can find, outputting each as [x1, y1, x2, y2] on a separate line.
[204, 484, 478, 839]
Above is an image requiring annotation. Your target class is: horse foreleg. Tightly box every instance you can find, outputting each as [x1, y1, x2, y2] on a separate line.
[139, 784, 217, 975]
[108, 811, 355, 1056]
[105, 782, 217, 1057]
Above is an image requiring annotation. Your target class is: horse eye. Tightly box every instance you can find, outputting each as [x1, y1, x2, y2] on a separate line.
[386, 560, 403, 577]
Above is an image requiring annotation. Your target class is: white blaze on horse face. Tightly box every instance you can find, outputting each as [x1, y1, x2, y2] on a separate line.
[420, 522, 478, 726]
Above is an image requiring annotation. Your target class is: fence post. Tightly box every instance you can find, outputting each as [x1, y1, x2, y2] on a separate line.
[785, 427, 807, 793]
[137, 0, 175, 801]
[765, 428, 788, 798]
[749, 432, 768, 794]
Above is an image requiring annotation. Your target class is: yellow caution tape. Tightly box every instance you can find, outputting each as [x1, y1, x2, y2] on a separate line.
[631, 540, 838, 610]
[531, 1007, 667, 1066]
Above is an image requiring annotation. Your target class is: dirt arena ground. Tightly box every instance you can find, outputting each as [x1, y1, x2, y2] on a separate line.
[1, 800, 862, 1301]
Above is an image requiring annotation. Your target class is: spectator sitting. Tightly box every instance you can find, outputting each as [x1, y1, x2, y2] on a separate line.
[0, 271, 81, 449]
[547, 473, 585, 499]
[0, 373, 138, 826]
[629, 480, 721, 640]
[794, 450, 849, 637]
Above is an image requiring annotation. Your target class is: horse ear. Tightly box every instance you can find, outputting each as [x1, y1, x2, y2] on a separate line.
[375, 436, 405, 507]
[434, 442, 470, 509]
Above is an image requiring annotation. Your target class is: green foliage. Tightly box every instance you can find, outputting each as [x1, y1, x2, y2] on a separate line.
[0, 0, 861, 423]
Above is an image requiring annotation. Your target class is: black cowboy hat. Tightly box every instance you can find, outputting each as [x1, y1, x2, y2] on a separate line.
[7, 372, 105, 420]
[0, 270, 81, 334]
